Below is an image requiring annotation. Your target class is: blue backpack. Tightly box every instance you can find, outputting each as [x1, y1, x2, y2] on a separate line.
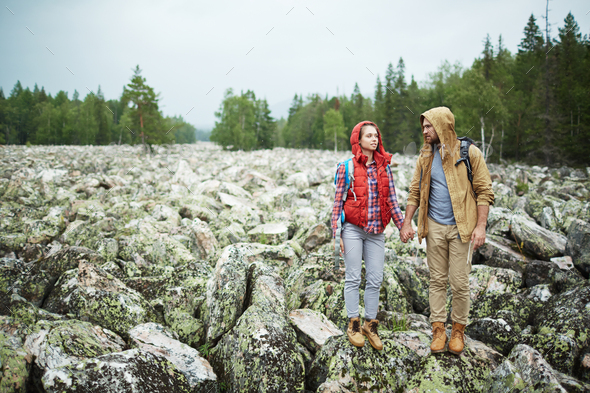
[333, 158, 356, 269]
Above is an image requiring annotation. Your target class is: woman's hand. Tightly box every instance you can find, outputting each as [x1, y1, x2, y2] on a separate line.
[400, 222, 415, 243]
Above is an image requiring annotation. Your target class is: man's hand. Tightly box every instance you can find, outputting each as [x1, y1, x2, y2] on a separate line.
[400, 222, 415, 243]
[471, 225, 486, 250]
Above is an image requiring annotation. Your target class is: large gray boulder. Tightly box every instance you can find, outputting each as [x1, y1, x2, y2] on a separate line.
[0, 330, 31, 393]
[528, 285, 590, 379]
[209, 262, 306, 392]
[288, 308, 343, 354]
[565, 219, 590, 278]
[309, 330, 501, 392]
[41, 348, 193, 393]
[129, 322, 217, 391]
[247, 222, 289, 245]
[23, 319, 125, 392]
[43, 261, 157, 338]
[486, 344, 567, 392]
[204, 245, 250, 342]
[510, 214, 567, 260]
[474, 235, 529, 273]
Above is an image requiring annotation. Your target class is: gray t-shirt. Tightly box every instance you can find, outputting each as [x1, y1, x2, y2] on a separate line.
[428, 144, 456, 225]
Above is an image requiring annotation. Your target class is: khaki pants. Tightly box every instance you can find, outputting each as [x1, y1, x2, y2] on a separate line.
[426, 217, 472, 325]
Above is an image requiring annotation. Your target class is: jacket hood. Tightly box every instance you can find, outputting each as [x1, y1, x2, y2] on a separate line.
[420, 106, 458, 157]
[350, 121, 392, 166]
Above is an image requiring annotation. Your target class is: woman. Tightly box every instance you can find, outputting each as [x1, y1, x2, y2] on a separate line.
[331, 121, 404, 350]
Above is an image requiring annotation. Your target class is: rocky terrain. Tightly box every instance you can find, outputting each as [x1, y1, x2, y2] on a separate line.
[1, 142, 589, 392]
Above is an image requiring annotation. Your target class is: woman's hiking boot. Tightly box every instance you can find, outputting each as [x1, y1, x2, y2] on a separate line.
[362, 319, 383, 350]
[430, 322, 447, 353]
[448, 322, 466, 355]
[347, 317, 365, 347]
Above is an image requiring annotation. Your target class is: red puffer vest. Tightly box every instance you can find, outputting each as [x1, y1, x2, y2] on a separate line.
[343, 121, 394, 230]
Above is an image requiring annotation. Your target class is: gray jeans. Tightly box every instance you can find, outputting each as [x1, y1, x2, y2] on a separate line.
[341, 221, 385, 320]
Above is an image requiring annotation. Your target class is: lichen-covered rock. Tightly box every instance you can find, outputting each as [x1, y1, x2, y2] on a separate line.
[96, 237, 119, 262]
[43, 260, 157, 338]
[466, 317, 521, 355]
[288, 309, 343, 354]
[125, 261, 211, 346]
[565, 219, 590, 278]
[41, 348, 193, 393]
[510, 214, 567, 260]
[247, 222, 289, 245]
[382, 261, 413, 314]
[470, 292, 540, 332]
[117, 216, 197, 267]
[394, 260, 430, 314]
[15, 246, 105, 307]
[530, 285, 590, 379]
[209, 263, 306, 392]
[184, 217, 218, 261]
[469, 265, 523, 303]
[129, 322, 217, 391]
[308, 332, 425, 392]
[407, 348, 496, 392]
[4, 266, 48, 313]
[285, 172, 310, 191]
[0, 331, 32, 393]
[204, 245, 250, 342]
[523, 259, 586, 293]
[486, 344, 567, 392]
[473, 235, 528, 273]
[23, 319, 125, 372]
[302, 223, 331, 252]
[486, 207, 513, 237]
[151, 204, 182, 226]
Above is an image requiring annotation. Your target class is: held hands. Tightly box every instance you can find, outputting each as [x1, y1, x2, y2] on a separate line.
[400, 222, 415, 243]
[471, 225, 486, 250]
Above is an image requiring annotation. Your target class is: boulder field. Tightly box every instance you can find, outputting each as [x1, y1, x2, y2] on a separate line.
[1, 142, 589, 392]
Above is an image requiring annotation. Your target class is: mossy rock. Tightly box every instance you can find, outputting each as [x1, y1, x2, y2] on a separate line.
[521, 331, 579, 377]
[407, 348, 495, 392]
[41, 348, 194, 393]
[43, 261, 157, 339]
[0, 331, 31, 393]
[470, 292, 539, 331]
[209, 260, 305, 391]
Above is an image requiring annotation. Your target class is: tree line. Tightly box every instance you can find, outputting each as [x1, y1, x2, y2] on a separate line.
[0, 65, 197, 151]
[211, 12, 589, 166]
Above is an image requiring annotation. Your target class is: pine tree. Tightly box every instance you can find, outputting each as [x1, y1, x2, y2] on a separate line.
[555, 12, 588, 164]
[382, 63, 396, 151]
[122, 65, 164, 153]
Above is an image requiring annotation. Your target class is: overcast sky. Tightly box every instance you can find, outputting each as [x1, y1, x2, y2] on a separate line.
[1, 0, 588, 129]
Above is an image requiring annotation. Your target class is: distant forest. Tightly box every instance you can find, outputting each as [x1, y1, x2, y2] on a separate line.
[0, 65, 200, 149]
[210, 12, 589, 166]
[2, 12, 588, 166]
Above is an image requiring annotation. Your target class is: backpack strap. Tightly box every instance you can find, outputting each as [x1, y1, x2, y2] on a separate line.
[455, 137, 476, 197]
[334, 158, 356, 270]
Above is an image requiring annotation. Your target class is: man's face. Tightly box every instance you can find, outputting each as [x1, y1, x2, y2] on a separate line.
[422, 118, 440, 144]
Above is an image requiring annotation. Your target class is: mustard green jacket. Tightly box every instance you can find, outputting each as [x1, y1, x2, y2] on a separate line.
[407, 107, 495, 243]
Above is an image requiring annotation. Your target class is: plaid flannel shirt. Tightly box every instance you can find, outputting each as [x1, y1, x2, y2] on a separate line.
[331, 159, 404, 238]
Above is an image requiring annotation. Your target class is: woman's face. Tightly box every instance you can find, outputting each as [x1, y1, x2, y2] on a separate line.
[360, 125, 379, 152]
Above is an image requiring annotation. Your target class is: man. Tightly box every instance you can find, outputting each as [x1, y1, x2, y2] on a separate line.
[400, 107, 494, 355]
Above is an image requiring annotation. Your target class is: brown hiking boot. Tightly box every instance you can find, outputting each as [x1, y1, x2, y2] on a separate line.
[448, 322, 466, 355]
[362, 319, 383, 350]
[347, 317, 365, 347]
[430, 322, 447, 353]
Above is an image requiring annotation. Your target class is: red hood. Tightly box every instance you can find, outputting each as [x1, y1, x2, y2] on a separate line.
[350, 121, 392, 167]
